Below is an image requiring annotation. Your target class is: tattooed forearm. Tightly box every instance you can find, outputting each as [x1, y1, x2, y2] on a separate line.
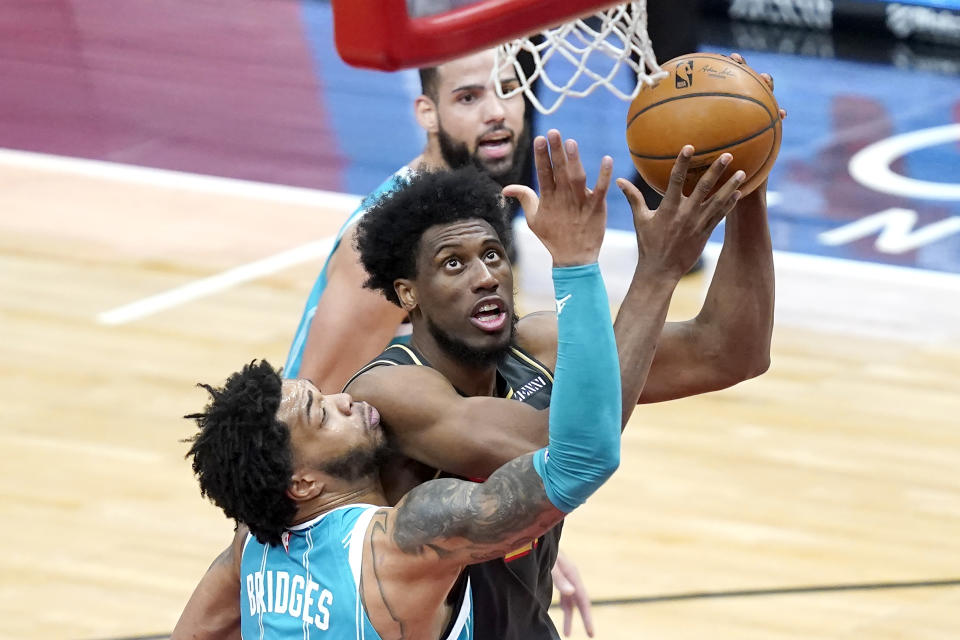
[391, 453, 564, 564]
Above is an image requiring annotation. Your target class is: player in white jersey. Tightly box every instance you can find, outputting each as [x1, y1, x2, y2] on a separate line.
[172, 137, 627, 640]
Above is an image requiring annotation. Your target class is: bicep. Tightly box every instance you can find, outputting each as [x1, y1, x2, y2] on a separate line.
[299, 242, 407, 392]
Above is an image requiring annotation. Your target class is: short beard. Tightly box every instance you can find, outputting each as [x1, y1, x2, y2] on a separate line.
[437, 121, 530, 187]
[321, 440, 392, 483]
[425, 314, 518, 369]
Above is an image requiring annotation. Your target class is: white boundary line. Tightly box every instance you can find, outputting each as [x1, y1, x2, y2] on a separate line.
[0, 147, 364, 210]
[97, 238, 335, 325]
[4, 147, 956, 328]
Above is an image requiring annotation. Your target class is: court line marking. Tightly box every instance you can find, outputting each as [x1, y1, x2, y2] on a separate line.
[2, 148, 951, 324]
[0, 147, 364, 210]
[97, 239, 335, 325]
[98, 221, 960, 327]
[84, 577, 960, 640]
[564, 577, 960, 607]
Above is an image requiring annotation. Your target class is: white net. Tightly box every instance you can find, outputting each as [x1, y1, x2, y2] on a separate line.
[494, 2, 667, 115]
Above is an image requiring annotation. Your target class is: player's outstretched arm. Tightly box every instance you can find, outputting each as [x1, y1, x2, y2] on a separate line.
[622, 53, 778, 407]
[347, 130, 617, 481]
[613, 146, 744, 420]
[359, 132, 621, 636]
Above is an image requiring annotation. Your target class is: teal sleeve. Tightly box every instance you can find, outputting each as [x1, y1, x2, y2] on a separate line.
[532, 263, 621, 513]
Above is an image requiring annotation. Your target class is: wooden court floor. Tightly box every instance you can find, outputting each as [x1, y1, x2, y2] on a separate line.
[1, 159, 958, 640]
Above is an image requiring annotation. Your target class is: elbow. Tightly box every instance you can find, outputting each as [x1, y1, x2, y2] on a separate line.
[737, 340, 771, 381]
[596, 448, 621, 482]
[602, 456, 621, 481]
[748, 351, 771, 379]
[713, 330, 771, 385]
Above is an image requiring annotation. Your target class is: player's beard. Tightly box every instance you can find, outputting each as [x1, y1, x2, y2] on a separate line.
[425, 313, 518, 369]
[321, 440, 392, 482]
[437, 120, 530, 187]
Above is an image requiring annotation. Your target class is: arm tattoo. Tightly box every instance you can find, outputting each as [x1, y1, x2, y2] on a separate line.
[362, 511, 406, 640]
[391, 453, 562, 564]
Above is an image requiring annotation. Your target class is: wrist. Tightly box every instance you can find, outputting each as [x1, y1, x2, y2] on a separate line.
[552, 262, 601, 279]
[632, 262, 685, 286]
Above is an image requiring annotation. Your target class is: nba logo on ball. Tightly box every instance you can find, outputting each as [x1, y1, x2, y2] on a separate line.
[675, 60, 694, 89]
[627, 53, 782, 198]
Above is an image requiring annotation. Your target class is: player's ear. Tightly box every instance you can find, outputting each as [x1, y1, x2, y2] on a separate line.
[395, 279, 418, 312]
[287, 472, 324, 502]
[415, 95, 439, 134]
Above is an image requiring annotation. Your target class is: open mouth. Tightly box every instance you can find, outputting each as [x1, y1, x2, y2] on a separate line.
[470, 297, 508, 333]
[477, 131, 513, 160]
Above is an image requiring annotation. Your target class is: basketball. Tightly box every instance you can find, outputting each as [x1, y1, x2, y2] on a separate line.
[626, 53, 782, 197]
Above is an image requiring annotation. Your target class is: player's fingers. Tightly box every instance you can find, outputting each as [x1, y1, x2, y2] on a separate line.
[553, 565, 575, 595]
[565, 139, 587, 197]
[730, 52, 746, 65]
[690, 153, 732, 207]
[560, 596, 574, 637]
[576, 591, 596, 638]
[502, 184, 540, 225]
[588, 155, 614, 209]
[760, 72, 774, 92]
[702, 170, 744, 232]
[779, 107, 788, 120]
[705, 188, 741, 235]
[532, 135, 555, 195]
[616, 177, 650, 223]
[546, 129, 568, 184]
[663, 145, 694, 209]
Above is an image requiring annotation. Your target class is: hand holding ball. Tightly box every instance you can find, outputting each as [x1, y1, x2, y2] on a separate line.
[627, 53, 782, 197]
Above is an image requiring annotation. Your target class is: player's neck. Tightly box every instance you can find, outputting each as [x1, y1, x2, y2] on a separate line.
[409, 333, 500, 398]
[295, 484, 388, 523]
[416, 140, 450, 172]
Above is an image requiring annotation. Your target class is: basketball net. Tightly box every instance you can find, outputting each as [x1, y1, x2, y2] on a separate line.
[494, 2, 667, 115]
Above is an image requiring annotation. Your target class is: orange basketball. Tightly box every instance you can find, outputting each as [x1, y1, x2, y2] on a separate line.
[626, 53, 781, 197]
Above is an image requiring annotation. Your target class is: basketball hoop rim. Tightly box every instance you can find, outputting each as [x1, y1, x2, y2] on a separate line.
[332, 0, 628, 70]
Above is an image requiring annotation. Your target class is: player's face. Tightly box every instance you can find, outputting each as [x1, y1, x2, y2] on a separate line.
[279, 379, 386, 482]
[432, 50, 528, 186]
[412, 219, 515, 365]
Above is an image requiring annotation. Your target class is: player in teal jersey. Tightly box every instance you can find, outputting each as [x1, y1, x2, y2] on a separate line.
[172, 138, 623, 640]
[284, 49, 529, 391]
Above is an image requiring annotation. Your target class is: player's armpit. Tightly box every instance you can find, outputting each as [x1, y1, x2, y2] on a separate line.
[170, 527, 246, 640]
[345, 365, 549, 479]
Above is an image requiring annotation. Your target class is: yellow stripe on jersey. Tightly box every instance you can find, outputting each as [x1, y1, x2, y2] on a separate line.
[387, 343, 424, 365]
[504, 537, 539, 562]
[509, 347, 554, 383]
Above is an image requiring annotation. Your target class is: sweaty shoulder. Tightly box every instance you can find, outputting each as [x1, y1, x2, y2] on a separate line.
[515, 311, 558, 371]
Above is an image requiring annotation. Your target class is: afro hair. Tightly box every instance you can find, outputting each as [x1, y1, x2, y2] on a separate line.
[355, 166, 513, 306]
[184, 360, 297, 546]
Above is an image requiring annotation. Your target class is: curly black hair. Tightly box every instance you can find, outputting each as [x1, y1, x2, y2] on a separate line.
[184, 360, 296, 546]
[356, 166, 512, 306]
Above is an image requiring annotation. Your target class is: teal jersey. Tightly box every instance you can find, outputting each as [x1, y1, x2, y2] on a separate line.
[284, 167, 413, 379]
[239, 504, 473, 640]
